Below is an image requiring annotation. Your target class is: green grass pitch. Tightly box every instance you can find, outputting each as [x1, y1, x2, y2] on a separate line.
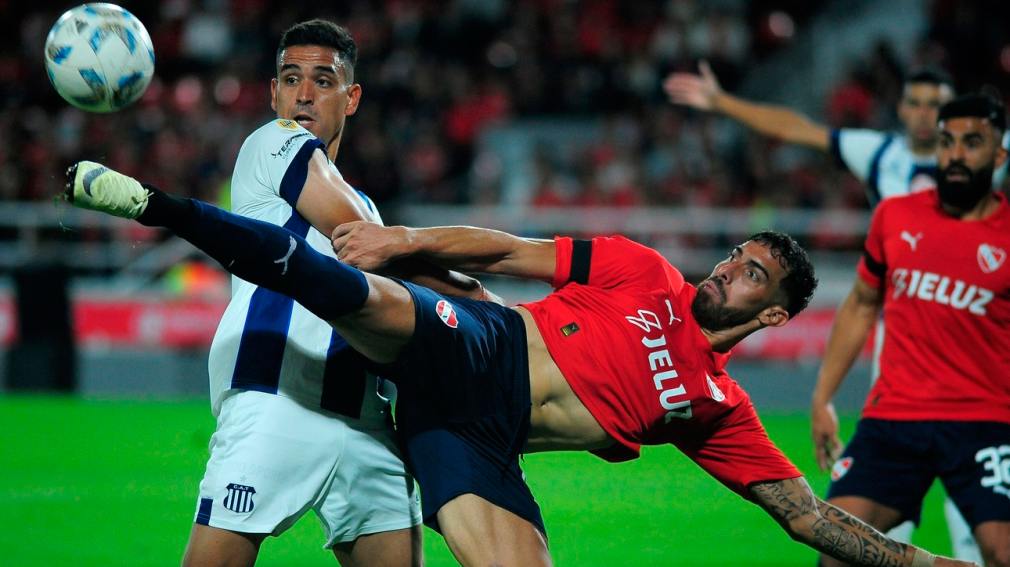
[1, 396, 953, 566]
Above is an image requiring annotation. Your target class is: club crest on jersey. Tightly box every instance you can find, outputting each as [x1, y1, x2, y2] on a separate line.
[275, 119, 299, 130]
[435, 300, 458, 328]
[223, 483, 256, 514]
[977, 244, 1006, 274]
[830, 457, 853, 481]
[705, 373, 725, 402]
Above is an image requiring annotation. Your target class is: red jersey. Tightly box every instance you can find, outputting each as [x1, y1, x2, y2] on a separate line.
[857, 190, 1010, 424]
[520, 236, 801, 497]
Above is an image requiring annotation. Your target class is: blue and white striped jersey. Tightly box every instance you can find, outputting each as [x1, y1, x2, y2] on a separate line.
[830, 128, 1009, 207]
[208, 119, 390, 421]
[830, 129, 937, 206]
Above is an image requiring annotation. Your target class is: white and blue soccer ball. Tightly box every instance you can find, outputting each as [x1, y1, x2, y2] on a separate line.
[44, 3, 155, 113]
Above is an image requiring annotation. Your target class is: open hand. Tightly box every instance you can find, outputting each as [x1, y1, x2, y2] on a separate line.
[663, 60, 723, 111]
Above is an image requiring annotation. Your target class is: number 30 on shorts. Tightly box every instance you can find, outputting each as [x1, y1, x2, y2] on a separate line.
[977, 445, 1010, 497]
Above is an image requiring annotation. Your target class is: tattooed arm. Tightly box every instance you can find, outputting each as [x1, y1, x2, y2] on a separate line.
[749, 478, 976, 567]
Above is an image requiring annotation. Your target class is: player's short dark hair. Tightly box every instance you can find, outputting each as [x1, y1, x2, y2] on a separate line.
[938, 91, 1006, 132]
[276, 19, 357, 83]
[903, 67, 954, 90]
[748, 231, 818, 318]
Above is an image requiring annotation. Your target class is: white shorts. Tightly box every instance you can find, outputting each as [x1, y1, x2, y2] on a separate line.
[194, 390, 421, 547]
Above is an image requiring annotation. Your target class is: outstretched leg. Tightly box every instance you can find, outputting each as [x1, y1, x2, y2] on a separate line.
[66, 161, 413, 363]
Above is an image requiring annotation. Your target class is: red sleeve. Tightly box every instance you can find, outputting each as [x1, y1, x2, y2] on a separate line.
[552, 235, 670, 290]
[552, 236, 574, 288]
[673, 401, 802, 499]
[856, 201, 889, 289]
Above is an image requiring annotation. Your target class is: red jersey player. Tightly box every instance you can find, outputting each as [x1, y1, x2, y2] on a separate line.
[66, 157, 975, 566]
[521, 233, 808, 487]
[812, 93, 1010, 567]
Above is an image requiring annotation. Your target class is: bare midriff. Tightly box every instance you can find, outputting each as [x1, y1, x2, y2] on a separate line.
[516, 307, 616, 453]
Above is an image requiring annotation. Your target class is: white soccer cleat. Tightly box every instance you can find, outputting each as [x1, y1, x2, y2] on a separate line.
[65, 161, 151, 219]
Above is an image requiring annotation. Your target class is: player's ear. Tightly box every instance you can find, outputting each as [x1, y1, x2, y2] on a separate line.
[995, 142, 1008, 169]
[757, 305, 789, 328]
[345, 84, 362, 116]
[270, 78, 279, 113]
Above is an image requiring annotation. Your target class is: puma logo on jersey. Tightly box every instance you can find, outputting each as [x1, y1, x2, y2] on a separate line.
[900, 230, 923, 251]
[665, 299, 682, 324]
[891, 268, 994, 316]
[273, 236, 297, 275]
[977, 244, 1006, 274]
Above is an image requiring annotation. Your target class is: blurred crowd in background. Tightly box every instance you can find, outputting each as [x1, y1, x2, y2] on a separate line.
[2, 0, 1009, 214]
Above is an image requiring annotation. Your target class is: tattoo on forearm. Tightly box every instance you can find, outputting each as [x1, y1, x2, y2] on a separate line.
[809, 502, 908, 566]
[751, 479, 912, 567]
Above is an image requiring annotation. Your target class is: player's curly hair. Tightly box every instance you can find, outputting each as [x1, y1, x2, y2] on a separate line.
[748, 231, 818, 318]
[276, 19, 357, 83]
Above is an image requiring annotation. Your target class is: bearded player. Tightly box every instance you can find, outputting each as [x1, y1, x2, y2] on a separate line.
[665, 63, 1001, 560]
[64, 153, 976, 566]
[811, 93, 1010, 567]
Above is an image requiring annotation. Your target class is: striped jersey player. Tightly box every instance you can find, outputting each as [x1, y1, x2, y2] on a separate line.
[197, 118, 423, 551]
[209, 119, 388, 420]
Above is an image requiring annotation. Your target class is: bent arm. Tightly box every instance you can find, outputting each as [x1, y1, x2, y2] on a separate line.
[296, 150, 378, 235]
[297, 151, 487, 299]
[333, 223, 557, 283]
[751, 478, 967, 566]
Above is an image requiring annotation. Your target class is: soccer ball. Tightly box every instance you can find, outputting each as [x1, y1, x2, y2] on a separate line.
[44, 3, 155, 113]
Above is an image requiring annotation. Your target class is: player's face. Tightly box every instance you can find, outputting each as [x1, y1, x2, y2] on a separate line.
[692, 241, 788, 331]
[936, 116, 1007, 210]
[898, 83, 954, 146]
[271, 45, 361, 155]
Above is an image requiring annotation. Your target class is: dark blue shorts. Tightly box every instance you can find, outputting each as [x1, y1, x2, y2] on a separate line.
[827, 418, 1010, 527]
[375, 281, 544, 535]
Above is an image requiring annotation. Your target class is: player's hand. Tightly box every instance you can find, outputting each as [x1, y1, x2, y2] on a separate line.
[811, 400, 842, 472]
[663, 60, 722, 111]
[476, 282, 505, 305]
[332, 221, 409, 271]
